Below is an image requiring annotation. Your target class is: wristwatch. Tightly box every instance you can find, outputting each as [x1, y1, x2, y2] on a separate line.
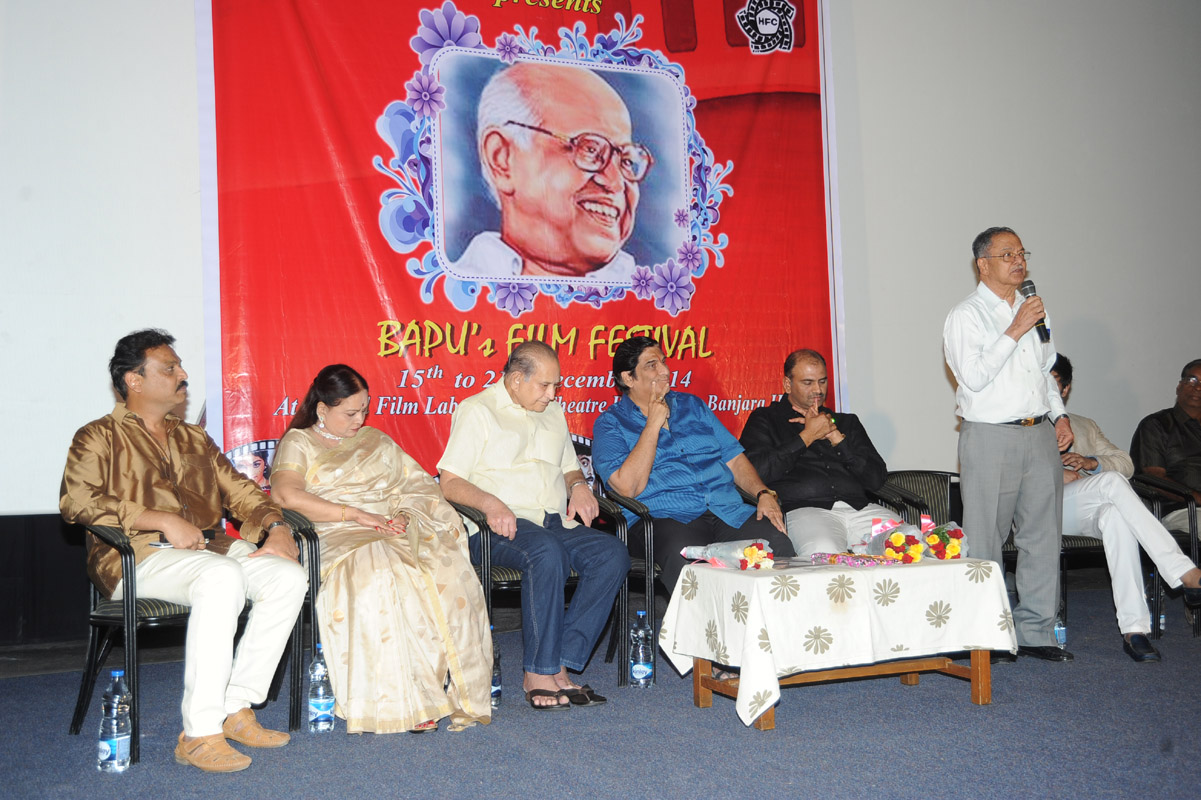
[756, 488, 779, 501]
[264, 519, 292, 535]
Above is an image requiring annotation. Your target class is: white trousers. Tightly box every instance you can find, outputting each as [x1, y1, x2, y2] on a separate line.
[784, 501, 897, 560]
[1063, 471, 1196, 634]
[112, 539, 308, 736]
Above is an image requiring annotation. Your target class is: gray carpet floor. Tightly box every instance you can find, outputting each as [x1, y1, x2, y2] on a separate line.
[5, 578, 1200, 799]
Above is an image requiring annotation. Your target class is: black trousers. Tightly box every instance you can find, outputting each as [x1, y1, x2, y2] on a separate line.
[634, 510, 796, 593]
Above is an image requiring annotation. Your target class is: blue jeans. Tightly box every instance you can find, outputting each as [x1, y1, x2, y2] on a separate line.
[469, 514, 630, 675]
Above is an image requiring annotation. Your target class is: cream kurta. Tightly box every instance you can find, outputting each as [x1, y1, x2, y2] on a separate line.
[274, 427, 491, 733]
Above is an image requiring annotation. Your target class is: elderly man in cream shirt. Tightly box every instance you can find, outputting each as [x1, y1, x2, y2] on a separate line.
[438, 341, 629, 710]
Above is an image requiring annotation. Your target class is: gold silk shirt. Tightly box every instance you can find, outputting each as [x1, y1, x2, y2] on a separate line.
[437, 382, 582, 528]
[60, 403, 281, 597]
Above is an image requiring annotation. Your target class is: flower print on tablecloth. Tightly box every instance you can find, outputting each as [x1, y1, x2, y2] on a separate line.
[826, 573, 856, 603]
[747, 690, 773, 718]
[770, 573, 800, 601]
[874, 578, 900, 606]
[997, 609, 1014, 632]
[731, 591, 749, 624]
[926, 600, 952, 628]
[803, 626, 833, 655]
[758, 628, 771, 653]
[681, 570, 700, 600]
[965, 560, 993, 583]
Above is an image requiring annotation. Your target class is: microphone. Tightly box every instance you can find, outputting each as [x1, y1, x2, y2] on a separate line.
[1018, 279, 1050, 343]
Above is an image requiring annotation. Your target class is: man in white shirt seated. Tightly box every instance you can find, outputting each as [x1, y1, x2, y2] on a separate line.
[438, 342, 629, 710]
[1053, 355, 1201, 662]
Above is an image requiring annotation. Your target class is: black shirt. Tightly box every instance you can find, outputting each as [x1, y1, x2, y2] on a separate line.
[739, 396, 887, 512]
[1131, 404, 1201, 491]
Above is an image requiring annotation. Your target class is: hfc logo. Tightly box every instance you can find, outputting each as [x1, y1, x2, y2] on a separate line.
[736, 0, 797, 55]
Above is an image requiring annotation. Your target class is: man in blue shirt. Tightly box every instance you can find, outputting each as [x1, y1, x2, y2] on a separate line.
[592, 336, 793, 591]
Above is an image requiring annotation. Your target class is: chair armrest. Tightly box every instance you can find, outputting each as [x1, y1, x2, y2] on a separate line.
[280, 508, 322, 582]
[594, 495, 629, 545]
[604, 489, 651, 520]
[447, 500, 491, 532]
[1131, 473, 1198, 506]
[868, 484, 932, 526]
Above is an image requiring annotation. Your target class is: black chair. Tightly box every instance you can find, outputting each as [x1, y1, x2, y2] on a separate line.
[1131, 473, 1200, 638]
[597, 485, 657, 684]
[68, 525, 309, 764]
[447, 491, 634, 686]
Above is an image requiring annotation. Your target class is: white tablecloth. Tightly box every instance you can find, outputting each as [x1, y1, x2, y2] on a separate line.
[659, 558, 1017, 724]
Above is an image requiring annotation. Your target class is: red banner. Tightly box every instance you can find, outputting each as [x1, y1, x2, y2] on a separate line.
[213, 0, 831, 476]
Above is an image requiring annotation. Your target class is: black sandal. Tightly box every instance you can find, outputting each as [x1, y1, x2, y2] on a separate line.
[562, 684, 607, 707]
[524, 689, 570, 711]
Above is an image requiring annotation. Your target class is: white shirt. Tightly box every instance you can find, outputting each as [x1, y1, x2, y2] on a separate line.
[449, 231, 636, 284]
[943, 282, 1065, 424]
[437, 381, 582, 528]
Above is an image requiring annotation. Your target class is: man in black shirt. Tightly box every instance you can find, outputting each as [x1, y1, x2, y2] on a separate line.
[740, 349, 890, 559]
[1131, 358, 1201, 531]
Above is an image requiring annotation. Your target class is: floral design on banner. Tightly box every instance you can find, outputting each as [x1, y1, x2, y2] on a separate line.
[873, 578, 900, 607]
[374, 4, 733, 316]
[731, 591, 749, 625]
[826, 574, 856, 603]
[926, 600, 952, 629]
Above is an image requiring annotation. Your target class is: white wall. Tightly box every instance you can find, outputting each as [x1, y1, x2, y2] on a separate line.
[1, 0, 206, 514]
[828, 0, 1201, 470]
[3, 0, 1200, 513]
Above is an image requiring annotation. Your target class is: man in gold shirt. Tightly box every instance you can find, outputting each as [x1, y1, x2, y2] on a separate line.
[60, 329, 308, 772]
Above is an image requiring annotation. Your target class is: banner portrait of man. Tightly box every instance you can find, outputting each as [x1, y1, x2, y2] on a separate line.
[432, 52, 688, 286]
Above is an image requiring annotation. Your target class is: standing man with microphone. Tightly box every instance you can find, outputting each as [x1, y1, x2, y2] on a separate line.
[944, 227, 1075, 662]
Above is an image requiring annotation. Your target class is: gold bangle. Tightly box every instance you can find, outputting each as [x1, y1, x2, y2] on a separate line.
[340, 504, 347, 522]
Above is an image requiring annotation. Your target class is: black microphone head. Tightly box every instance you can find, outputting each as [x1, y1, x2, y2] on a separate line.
[1019, 279, 1037, 298]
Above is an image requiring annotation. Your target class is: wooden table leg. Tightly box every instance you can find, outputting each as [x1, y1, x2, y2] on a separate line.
[899, 672, 920, 686]
[969, 649, 992, 704]
[752, 706, 775, 731]
[693, 657, 713, 708]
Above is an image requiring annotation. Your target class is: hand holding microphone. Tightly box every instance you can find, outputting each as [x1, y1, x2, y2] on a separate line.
[1018, 279, 1051, 343]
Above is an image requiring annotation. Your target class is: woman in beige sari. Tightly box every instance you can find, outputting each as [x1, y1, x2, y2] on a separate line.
[271, 364, 491, 733]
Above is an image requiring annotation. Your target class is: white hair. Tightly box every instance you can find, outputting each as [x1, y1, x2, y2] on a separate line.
[476, 67, 541, 207]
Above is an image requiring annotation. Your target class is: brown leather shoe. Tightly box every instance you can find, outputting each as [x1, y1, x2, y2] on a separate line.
[174, 732, 251, 773]
[222, 708, 290, 748]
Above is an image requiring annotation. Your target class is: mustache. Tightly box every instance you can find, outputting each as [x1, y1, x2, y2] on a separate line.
[177, 380, 189, 390]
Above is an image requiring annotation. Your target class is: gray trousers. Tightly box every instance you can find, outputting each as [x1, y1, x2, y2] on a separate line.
[959, 419, 1063, 647]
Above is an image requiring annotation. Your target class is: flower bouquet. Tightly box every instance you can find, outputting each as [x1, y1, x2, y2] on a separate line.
[680, 540, 775, 570]
[920, 515, 968, 560]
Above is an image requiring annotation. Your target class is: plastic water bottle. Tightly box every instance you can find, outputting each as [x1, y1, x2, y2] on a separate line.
[97, 669, 131, 773]
[1053, 615, 1067, 649]
[490, 652, 502, 709]
[629, 610, 654, 687]
[307, 643, 335, 733]
[1159, 610, 1167, 633]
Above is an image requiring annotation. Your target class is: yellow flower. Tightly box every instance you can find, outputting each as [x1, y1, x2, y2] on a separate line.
[926, 534, 940, 545]
[743, 545, 767, 567]
[947, 542, 961, 556]
[889, 532, 906, 547]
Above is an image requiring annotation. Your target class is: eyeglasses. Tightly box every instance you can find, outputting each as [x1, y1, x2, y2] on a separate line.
[1181, 376, 1201, 388]
[504, 121, 654, 183]
[980, 250, 1032, 263]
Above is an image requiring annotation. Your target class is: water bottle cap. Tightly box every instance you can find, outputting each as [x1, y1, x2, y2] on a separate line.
[636, 610, 646, 618]
[111, 669, 124, 677]
[316, 643, 323, 652]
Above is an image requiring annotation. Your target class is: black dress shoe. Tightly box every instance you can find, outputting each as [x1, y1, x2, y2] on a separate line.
[1122, 633, 1161, 663]
[1017, 645, 1075, 662]
[990, 651, 1017, 664]
[1182, 586, 1201, 608]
